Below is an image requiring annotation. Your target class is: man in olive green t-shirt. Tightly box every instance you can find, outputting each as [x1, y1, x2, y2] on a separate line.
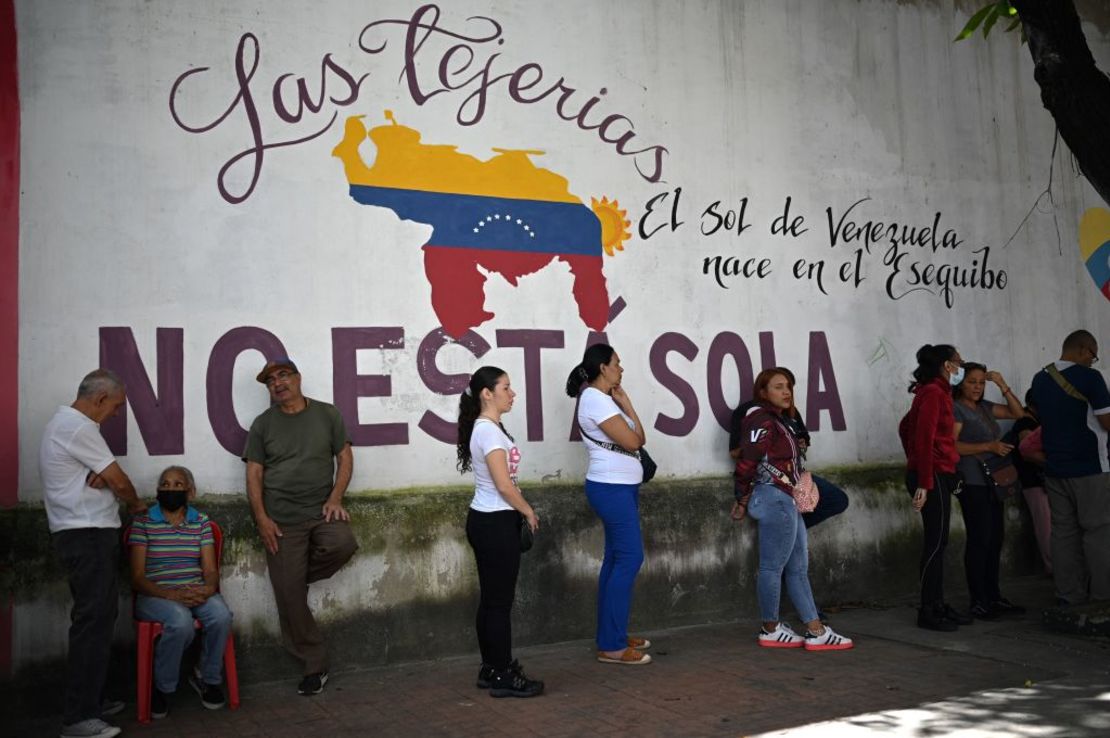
[244, 358, 357, 697]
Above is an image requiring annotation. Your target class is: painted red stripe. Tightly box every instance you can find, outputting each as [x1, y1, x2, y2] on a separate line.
[0, 0, 18, 508]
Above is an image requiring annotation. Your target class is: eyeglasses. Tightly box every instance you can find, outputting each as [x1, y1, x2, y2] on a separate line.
[265, 370, 297, 386]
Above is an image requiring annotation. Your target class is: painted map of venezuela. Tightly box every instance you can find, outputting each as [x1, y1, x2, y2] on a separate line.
[334, 112, 630, 338]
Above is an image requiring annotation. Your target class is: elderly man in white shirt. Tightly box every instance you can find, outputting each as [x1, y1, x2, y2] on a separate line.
[39, 369, 144, 738]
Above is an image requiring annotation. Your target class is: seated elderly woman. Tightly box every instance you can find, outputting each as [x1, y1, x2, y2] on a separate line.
[129, 466, 232, 719]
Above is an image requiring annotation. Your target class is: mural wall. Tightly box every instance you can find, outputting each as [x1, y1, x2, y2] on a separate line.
[13, 0, 1110, 499]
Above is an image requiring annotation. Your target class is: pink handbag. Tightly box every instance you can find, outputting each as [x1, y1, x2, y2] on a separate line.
[793, 471, 819, 513]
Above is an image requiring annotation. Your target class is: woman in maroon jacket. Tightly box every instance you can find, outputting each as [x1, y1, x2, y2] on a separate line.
[899, 344, 973, 632]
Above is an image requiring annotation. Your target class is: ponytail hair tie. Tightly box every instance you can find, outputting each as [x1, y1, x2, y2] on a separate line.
[577, 366, 588, 381]
[464, 386, 473, 397]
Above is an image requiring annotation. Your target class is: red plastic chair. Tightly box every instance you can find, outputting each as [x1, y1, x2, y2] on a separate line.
[127, 520, 241, 723]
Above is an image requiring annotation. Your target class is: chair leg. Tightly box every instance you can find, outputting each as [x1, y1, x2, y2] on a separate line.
[224, 634, 240, 710]
[136, 623, 155, 724]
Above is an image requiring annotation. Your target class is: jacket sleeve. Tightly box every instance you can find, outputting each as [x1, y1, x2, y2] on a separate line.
[734, 411, 776, 501]
[911, 390, 940, 490]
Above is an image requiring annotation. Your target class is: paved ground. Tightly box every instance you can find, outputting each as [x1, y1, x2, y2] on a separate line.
[9, 575, 1110, 737]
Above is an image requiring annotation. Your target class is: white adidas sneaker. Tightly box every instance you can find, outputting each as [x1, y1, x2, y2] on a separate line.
[804, 626, 854, 651]
[758, 622, 805, 648]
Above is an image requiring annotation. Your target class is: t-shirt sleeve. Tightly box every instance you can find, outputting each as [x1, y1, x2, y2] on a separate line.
[65, 422, 117, 475]
[580, 390, 621, 427]
[1082, 370, 1110, 414]
[472, 422, 511, 461]
[128, 517, 149, 547]
[242, 417, 266, 464]
[329, 405, 351, 454]
[200, 518, 215, 548]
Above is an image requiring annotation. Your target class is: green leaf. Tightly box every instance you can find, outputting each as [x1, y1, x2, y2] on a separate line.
[1005, 16, 1021, 32]
[983, 6, 1002, 37]
[954, 4, 995, 41]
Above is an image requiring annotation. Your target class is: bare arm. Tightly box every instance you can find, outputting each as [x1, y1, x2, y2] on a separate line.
[485, 448, 538, 532]
[247, 460, 282, 554]
[1099, 414, 1110, 431]
[323, 444, 354, 522]
[953, 419, 1013, 456]
[609, 386, 646, 446]
[97, 462, 145, 515]
[986, 372, 1024, 419]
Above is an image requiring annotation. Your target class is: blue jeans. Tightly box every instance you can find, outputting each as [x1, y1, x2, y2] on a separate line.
[802, 475, 849, 529]
[585, 480, 645, 651]
[135, 593, 233, 692]
[747, 484, 819, 623]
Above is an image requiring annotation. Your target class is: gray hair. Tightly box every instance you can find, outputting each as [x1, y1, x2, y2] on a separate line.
[158, 465, 196, 492]
[77, 369, 125, 399]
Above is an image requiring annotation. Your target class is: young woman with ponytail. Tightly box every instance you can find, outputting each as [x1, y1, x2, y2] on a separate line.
[566, 344, 653, 665]
[457, 366, 543, 698]
[898, 344, 973, 632]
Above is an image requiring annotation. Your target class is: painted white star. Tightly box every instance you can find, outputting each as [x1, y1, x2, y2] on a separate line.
[494, 214, 501, 220]
[473, 228, 479, 233]
[516, 219, 522, 224]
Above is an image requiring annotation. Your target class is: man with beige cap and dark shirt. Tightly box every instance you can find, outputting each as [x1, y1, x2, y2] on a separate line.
[243, 358, 357, 696]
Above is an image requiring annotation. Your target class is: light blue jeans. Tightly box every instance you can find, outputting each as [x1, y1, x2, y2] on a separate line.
[747, 484, 819, 624]
[135, 593, 233, 692]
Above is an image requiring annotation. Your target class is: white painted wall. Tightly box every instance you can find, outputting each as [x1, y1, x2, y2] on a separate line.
[17, 0, 1110, 498]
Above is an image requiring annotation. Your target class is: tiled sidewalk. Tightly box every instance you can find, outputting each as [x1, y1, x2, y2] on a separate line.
[9, 577, 1110, 737]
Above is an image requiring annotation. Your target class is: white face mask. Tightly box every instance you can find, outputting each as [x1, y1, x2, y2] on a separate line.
[948, 365, 965, 386]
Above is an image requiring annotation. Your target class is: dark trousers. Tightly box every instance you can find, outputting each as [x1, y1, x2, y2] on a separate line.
[466, 509, 522, 670]
[53, 528, 120, 725]
[957, 483, 1004, 606]
[265, 518, 358, 675]
[803, 475, 850, 529]
[906, 471, 959, 609]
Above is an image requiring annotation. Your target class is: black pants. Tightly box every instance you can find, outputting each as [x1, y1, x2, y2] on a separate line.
[466, 509, 521, 670]
[53, 528, 120, 725]
[957, 484, 1004, 606]
[803, 475, 850, 529]
[906, 471, 959, 609]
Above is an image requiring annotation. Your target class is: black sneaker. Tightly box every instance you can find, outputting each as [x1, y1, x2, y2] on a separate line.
[188, 673, 226, 710]
[476, 663, 495, 689]
[150, 689, 169, 719]
[991, 597, 1026, 615]
[940, 603, 973, 625]
[917, 606, 958, 632]
[297, 671, 329, 696]
[488, 664, 544, 698]
[970, 602, 1001, 620]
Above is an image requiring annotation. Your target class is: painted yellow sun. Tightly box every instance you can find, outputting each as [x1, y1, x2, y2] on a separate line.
[591, 196, 632, 257]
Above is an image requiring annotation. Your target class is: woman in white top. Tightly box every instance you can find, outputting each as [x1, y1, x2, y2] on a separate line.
[566, 344, 653, 665]
[456, 366, 543, 698]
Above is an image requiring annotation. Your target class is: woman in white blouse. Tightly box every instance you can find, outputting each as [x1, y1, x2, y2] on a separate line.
[457, 366, 543, 698]
[566, 344, 653, 665]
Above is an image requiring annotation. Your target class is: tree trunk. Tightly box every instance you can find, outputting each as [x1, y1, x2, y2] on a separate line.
[1011, 0, 1110, 207]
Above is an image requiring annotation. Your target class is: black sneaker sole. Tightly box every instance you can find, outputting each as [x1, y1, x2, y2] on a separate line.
[476, 679, 491, 689]
[297, 673, 329, 695]
[489, 686, 544, 698]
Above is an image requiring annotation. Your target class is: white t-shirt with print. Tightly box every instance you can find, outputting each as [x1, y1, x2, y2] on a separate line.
[577, 387, 643, 484]
[38, 406, 119, 533]
[469, 418, 519, 512]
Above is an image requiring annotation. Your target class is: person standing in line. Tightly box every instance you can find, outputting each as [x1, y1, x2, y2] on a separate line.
[39, 369, 146, 738]
[951, 363, 1026, 619]
[899, 344, 974, 632]
[1029, 330, 1110, 605]
[567, 344, 653, 665]
[244, 358, 358, 696]
[1006, 393, 1051, 575]
[457, 366, 544, 698]
[733, 368, 854, 651]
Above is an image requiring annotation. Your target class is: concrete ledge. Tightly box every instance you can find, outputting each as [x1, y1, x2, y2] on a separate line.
[0, 465, 1041, 695]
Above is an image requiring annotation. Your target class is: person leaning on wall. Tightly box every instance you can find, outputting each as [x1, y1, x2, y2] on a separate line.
[456, 366, 544, 698]
[898, 344, 973, 632]
[566, 343, 654, 665]
[951, 362, 1026, 620]
[39, 369, 146, 738]
[732, 368, 854, 651]
[242, 358, 359, 697]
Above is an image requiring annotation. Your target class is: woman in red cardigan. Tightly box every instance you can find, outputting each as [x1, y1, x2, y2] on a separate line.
[899, 344, 974, 632]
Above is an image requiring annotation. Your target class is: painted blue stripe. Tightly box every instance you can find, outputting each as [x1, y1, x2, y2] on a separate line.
[348, 185, 603, 256]
[1086, 239, 1110, 288]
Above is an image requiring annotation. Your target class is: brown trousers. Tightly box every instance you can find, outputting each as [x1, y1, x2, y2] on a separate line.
[265, 518, 358, 674]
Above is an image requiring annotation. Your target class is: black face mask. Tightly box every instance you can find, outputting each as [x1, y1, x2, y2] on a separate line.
[156, 489, 188, 512]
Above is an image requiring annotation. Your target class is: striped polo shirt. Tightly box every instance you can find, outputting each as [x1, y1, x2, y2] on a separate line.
[128, 504, 214, 586]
